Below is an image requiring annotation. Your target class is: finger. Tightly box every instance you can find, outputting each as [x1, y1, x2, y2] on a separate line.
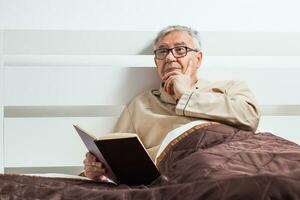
[84, 165, 106, 174]
[84, 166, 105, 174]
[163, 71, 182, 81]
[163, 76, 171, 92]
[86, 152, 97, 161]
[164, 76, 172, 93]
[184, 60, 193, 76]
[166, 81, 174, 95]
[85, 171, 105, 180]
[84, 161, 104, 169]
[83, 158, 98, 166]
[84, 163, 105, 172]
[164, 76, 175, 94]
[83, 160, 103, 168]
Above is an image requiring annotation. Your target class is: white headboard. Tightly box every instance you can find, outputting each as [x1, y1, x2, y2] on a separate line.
[1, 30, 300, 174]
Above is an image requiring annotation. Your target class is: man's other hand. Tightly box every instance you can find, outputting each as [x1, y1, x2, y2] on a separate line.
[83, 152, 107, 181]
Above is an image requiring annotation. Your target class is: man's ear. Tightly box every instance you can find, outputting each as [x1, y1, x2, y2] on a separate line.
[196, 51, 203, 69]
[154, 57, 158, 67]
[154, 57, 161, 76]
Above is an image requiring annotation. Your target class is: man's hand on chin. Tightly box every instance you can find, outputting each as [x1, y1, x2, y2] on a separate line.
[163, 61, 194, 101]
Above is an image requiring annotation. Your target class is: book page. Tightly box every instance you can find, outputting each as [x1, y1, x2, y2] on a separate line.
[98, 132, 138, 140]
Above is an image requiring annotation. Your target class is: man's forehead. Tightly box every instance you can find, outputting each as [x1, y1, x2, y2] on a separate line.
[157, 41, 187, 48]
[155, 31, 194, 48]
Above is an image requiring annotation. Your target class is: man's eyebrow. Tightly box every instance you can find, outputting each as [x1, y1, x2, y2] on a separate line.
[157, 44, 169, 48]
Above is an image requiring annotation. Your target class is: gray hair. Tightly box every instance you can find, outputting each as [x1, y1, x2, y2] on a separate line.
[154, 25, 202, 51]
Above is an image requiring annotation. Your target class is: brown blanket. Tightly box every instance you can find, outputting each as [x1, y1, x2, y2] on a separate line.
[1, 123, 300, 200]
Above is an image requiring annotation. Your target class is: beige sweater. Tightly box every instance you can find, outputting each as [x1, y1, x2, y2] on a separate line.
[113, 79, 260, 160]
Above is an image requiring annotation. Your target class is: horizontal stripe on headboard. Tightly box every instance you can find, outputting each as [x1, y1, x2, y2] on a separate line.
[3, 30, 300, 56]
[3, 55, 300, 68]
[3, 66, 300, 105]
[4, 116, 300, 168]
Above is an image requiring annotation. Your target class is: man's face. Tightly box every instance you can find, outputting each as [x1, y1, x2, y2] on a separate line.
[154, 31, 203, 83]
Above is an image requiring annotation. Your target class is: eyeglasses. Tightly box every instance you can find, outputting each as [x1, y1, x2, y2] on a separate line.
[154, 46, 199, 60]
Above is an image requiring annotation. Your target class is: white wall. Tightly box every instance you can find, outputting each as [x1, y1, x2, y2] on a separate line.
[1, 0, 300, 31]
[0, 30, 3, 173]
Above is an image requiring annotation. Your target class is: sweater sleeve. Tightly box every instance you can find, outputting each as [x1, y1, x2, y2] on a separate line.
[175, 80, 260, 131]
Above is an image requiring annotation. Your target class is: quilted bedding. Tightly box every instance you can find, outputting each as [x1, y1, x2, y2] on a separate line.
[1, 123, 300, 200]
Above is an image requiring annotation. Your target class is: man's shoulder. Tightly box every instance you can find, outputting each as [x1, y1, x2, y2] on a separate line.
[127, 88, 158, 106]
[197, 78, 247, 88]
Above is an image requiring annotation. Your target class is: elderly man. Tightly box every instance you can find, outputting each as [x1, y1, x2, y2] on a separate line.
[83, 25, 260, 181]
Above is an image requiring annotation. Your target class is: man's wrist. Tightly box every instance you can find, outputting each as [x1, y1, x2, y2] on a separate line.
[175, 89, 194, 115]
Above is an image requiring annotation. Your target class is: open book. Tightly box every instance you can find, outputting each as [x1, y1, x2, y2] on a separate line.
[73, 125, 160, 186]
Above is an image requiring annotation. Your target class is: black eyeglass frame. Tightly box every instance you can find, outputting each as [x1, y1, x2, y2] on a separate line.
[154, 46, 199, 60]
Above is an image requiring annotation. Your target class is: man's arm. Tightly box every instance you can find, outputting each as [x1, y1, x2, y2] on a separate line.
[175, 80, 260, 131]
[113, 105, 136, 133]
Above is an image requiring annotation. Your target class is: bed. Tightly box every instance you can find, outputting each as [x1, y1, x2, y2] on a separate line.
[0, 30, 300, 199]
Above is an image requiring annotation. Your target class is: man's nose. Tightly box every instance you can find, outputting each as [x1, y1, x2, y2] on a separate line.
[165, 50, 176, 61]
